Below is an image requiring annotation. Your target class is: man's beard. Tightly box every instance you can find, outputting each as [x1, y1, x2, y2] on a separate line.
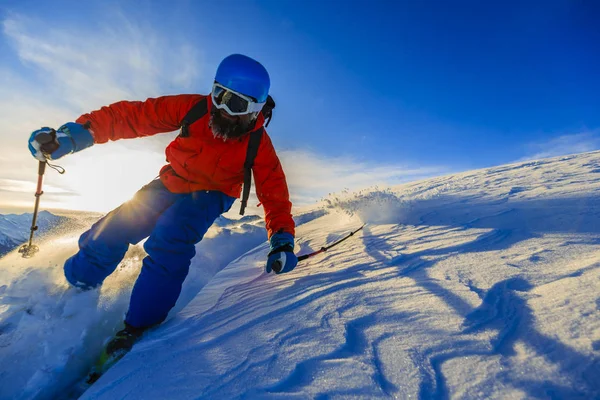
[209, 109, 255, 140]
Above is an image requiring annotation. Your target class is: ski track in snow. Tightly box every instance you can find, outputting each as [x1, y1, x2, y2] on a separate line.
[2, 151, 600, 399]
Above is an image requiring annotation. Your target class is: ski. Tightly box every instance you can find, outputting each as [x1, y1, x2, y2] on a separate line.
[86, 346, 130, 384]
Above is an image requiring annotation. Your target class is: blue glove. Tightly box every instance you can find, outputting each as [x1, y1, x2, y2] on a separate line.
[28, 122, 94, 160]
[266, 232, 298, 274]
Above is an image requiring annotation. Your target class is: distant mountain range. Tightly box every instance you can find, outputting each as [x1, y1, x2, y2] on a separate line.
[0, 211, 67, 257]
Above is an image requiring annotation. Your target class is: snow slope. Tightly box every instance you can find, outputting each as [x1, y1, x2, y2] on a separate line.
[0, 215, 269, 400]
[2, 151, 600, 399]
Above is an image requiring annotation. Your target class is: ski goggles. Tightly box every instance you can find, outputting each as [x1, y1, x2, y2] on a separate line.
[211, 83, 266, 116]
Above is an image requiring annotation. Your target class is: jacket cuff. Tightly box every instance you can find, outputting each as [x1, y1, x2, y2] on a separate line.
[269, 232, 294, 252]
[57, 122, 94, 152]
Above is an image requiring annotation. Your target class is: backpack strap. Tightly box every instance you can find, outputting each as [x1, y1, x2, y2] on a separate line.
[179, 97, 208, 138]
[240, 127, 264, 215]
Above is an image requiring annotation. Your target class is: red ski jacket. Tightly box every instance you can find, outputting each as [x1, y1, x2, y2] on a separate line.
[76, 94, 294, 238]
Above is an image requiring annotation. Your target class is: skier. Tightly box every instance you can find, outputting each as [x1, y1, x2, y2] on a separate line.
[27, 54, 297, 362]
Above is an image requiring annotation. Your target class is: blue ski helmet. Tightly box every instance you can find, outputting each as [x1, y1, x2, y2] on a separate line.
[215, 54, 270, 103]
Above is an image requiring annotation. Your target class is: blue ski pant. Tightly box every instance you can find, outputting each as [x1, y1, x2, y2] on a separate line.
[64, 179, 236, 328]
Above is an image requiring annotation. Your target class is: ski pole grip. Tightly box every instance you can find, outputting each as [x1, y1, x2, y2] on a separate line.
[38, 161, 46, 176]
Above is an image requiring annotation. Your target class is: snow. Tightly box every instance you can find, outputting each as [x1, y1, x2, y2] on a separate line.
[1, 151, 600, 399]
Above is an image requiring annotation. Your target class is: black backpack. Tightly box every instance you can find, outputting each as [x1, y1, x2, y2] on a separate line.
[178, 95, 276, 215]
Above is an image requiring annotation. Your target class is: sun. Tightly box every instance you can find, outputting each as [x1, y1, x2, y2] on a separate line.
[42, 142, 169, 213]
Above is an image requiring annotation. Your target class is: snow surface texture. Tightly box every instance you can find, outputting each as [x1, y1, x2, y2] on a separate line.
[1, 151, 600, 399]
[0, 215, 269, 399]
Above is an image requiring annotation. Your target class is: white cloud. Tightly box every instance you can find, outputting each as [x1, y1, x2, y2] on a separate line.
[0, 177, 79, 210]
[279, 150, 447, 206]
[223, 149, 447, 219]
[2, 13, 205, 112]
[0, 178, 74, 194]
[520, 130, 600, 161]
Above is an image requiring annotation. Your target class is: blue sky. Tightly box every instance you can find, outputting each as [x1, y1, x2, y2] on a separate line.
[0, 0, 599, 212]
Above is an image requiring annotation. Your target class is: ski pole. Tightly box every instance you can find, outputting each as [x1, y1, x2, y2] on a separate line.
[297, 224, 365, 262]
[271, 225, 365, 273]
[19, 130, 65, 258]
[19, 161, 46, 258]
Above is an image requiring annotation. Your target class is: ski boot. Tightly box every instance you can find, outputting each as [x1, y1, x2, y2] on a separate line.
[87, 323, 145, 384]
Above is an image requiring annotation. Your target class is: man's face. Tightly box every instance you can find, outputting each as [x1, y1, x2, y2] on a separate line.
[209, 108, 256, 140]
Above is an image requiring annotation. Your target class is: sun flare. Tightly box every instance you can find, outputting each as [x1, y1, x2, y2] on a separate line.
[42, 141, 171, 213]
